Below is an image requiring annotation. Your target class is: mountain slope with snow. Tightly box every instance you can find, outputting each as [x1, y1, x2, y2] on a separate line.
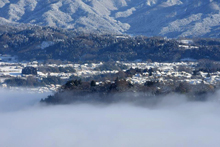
[0, 0, 220, 37]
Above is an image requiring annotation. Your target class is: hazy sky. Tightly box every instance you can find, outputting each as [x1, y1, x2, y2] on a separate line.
[1, 89, 220, 147]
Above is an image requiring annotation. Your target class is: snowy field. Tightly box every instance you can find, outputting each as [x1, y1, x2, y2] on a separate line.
[1, 89, 220, 147]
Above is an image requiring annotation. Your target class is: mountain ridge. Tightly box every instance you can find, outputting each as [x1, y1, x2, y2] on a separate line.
[0, 0, 220, 38]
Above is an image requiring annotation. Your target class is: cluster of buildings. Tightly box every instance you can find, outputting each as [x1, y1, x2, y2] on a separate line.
[123, 62, 220, 86]
[1, 58, 220, 93]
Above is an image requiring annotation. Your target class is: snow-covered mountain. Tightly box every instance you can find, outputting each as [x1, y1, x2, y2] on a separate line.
[0, 0, 220, 38]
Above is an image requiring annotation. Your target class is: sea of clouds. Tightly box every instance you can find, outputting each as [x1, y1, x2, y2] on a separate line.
[1, 89, 220, 147]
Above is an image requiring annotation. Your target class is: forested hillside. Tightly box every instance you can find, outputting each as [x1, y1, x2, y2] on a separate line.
[1, 26, 220, 62]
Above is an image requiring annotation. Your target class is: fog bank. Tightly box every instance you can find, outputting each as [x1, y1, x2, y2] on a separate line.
[1, 89, 220, 147]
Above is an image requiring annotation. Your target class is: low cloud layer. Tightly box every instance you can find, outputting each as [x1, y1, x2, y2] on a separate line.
[1, 89, 220, 147]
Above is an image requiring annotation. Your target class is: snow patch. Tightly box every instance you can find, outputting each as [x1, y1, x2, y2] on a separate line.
[39, 41, 54, 49]
[115, 7, 136, 18]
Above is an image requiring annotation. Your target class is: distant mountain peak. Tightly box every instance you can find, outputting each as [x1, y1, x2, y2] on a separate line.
[0, 0, 220, 38]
